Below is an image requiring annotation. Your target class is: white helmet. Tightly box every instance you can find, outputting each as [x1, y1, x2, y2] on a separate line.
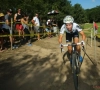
[63, 15, 74, 23]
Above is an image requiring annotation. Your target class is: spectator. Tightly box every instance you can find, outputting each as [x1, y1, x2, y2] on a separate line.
[52, 18, 58, 34]
[0, 13, 4, 51]
[45, 19, 52, 38]
[31, 13, 40, 40]
[2, 9, 16, 49]
[21, 14, 31, 46]
[93, 21, 98, 34]
[14, 9, 23, 37]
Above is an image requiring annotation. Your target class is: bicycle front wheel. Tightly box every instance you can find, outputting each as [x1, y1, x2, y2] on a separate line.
[72, 53, 78, 90]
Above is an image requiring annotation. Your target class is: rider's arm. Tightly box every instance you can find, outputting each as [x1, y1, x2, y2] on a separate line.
[79, 30, 86, 41]
[75, 23, 86, 41]
[58, 34, 63, 44]
[58, 24, 65, 44]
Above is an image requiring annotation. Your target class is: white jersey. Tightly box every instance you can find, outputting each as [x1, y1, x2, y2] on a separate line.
[60, 23, 82, 34]
[33, 16, 40, 26]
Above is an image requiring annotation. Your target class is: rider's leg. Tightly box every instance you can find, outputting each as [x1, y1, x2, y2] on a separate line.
[73, 37, 83, 63]
[73, 37, 80, 54]
[73, 29, 83, 63]
[66, 33, 73, 62]
[67, 44, 72, 54]
[67, 45, 72, 64]
[66, 32, 72, 54]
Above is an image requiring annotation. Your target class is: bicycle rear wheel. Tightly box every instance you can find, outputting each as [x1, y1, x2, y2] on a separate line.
[72, 53, 78, 90]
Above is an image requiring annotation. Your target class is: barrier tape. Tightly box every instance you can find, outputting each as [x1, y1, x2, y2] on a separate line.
[0, 21, 58, 28]
[0, 19, 59, 38]
[0, 32, 59, 37]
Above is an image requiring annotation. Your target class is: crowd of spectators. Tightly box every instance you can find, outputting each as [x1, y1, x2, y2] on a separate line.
[0, 8, 59, 52]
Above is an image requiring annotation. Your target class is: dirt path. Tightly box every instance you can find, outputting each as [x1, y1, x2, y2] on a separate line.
[0, 35, 100, 90]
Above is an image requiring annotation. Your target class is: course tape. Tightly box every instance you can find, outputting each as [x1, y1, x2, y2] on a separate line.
[0, 32, 58, 37]
[0, 21, 51, 28]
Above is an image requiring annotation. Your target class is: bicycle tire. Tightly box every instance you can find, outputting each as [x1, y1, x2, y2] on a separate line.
[72, 53, 78, 90]
[76, 53, 80, 74]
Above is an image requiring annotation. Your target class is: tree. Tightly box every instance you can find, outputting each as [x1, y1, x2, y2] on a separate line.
[0, 0, 100, 24]
[72, 4, 88, 23]
[86, 6, 100, 23]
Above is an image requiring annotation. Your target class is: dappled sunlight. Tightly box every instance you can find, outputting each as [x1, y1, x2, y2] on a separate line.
[0, 36, 100, 90]
[79, 56, 100, 87]
[0, 46, 68, 90]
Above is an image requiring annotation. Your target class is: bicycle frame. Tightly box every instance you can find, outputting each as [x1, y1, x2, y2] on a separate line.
[61, 42, 82, 90]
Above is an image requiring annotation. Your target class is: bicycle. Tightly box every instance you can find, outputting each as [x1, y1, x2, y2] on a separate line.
[60, 42, 84, 90]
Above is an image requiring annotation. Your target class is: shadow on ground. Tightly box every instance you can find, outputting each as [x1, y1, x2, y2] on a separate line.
[0, 50, 100, 90]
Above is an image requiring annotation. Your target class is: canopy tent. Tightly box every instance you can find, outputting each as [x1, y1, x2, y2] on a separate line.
[47, 10, 59, 15]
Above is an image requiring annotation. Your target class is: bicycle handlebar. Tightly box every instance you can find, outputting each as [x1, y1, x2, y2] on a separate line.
[60, 42, 85, 53]
[62, 42, 82, 47]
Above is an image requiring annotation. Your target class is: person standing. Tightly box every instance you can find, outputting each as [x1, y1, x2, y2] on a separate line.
[21, 14, 31, 46]
[14, 9, 23, 37]
[31, 13, 40, 40]
[0, 13, 4, 51]
[2, 9, 16, 49]
[93, 21, 98, 34]
[52, 18, 58, 35]
[45, 19, 52, 38]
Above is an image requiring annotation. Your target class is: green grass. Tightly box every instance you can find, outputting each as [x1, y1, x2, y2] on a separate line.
[80, 23, 100, 38]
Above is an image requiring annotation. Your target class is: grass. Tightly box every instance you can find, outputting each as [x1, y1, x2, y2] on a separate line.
[80, 23, 100, 38]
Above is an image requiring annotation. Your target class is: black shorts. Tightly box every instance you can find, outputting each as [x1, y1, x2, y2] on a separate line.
[0, 29, 3, 34]
[66, 30, 79, 42]
[2, 28, 10, 34]
[2, 28, 15, 34]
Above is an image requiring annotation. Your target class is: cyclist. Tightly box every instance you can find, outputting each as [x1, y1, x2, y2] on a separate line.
[58, 15, 86, 63]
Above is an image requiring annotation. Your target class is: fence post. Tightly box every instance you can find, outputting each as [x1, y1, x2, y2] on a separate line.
[10, 18, 13, 50]
[93, 21, 97, 61]
[91, 28, 93, 47]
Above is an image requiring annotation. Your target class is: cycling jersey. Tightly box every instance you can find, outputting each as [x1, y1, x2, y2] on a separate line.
[60, 23, 82, 34]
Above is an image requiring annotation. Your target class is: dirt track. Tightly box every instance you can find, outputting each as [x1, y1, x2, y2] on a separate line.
[0, 34, 100, 90]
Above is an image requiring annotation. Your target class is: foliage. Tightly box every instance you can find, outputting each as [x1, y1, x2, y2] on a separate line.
[72, 4, 88, 23]
[0, 0, 100, 24]
[86, 6, 100, 23]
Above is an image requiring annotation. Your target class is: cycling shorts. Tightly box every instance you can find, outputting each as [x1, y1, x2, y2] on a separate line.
[66, 30, 79, 42]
